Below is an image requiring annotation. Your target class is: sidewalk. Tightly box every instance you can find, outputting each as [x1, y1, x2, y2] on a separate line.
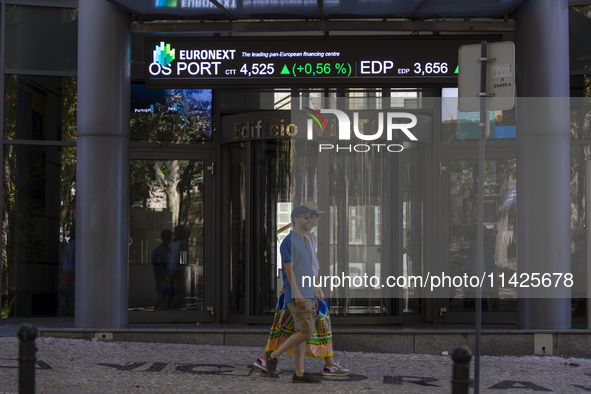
[1, 336, 591, 393]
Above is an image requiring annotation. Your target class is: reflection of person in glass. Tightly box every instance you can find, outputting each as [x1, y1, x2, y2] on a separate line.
[167, 225, 188, 308]
[483, 226, 499, 307]
[465, 225, 499, 309]
[59, 224, 76, 315]
[187, 236, 204, 303]
[151, 229, 172, 308]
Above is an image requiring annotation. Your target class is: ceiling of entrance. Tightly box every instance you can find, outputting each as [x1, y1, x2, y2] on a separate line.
[107, 0, 526, 21]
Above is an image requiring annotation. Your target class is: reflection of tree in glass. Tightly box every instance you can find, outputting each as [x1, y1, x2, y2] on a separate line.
[60, 78, 78, 238]
[1, 145, 14, 317]
[1, 76, 77, 317]
[1, 76, 16, 316]
[290, 139, 318, 202]
[130, 159, 203, 237]
[570, 94, 591, 304]
[571, 95, 591, 247]
[130, 161, 155, 209]
[177, 161, 204, 235]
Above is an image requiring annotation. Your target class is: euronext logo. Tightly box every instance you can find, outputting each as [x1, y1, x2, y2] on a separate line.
[153, 42, 176, 67]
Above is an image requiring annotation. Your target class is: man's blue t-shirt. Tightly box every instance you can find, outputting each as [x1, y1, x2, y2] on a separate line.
[280, 230, 315, 304]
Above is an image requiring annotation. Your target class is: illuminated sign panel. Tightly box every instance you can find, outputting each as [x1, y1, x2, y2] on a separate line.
[145, 37, 496, 88]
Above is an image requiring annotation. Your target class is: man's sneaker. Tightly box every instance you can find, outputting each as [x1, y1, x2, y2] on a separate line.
[264, 350, 278, 378]
[293, 372, 322, 383]
[322, 363, 350, 376]
[254, 357, 281, 374]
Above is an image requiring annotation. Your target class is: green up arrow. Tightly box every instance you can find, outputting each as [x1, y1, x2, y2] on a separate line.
[281, 65, 290, 75]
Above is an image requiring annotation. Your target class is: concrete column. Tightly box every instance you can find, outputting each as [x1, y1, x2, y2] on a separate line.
[515, 0, 571, 329]
[75, 0, 130, 328]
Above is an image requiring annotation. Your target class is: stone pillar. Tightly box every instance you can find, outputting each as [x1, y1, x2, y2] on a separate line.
[75, 0, 130, 328]
[515, 0, 571, 328]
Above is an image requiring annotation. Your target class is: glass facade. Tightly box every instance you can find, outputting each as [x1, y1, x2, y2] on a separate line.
[227, 135, 319, 317]
[2, 145, 76, 316]
[570, 5, 591, 74]
[4, 75, 77, 140]
[224, 89, 427, 321]
[1, 2, 77, 318]
[229, 144, 247, 315]
[326, 146, 392, 316]
[570, 88, 591, 321]
[129, 159, 206, 312]
[447, 159, 517, 312]
[0, 1, 589, 329]
[5, 5, 77, 72]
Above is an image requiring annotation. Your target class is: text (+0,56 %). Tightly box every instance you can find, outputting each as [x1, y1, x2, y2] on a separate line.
[292, 62, 352, 77]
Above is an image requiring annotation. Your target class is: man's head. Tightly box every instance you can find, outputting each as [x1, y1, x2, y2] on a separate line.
[302, 201, 323, 228]
[291, 205, 313, 233]
[160, 229, 173, 244]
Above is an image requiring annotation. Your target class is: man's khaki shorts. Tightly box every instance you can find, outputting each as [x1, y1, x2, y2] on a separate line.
[287, 299, 316, 336]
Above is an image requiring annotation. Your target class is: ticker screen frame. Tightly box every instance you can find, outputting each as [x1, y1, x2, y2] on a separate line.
[145, 35, 501, 89]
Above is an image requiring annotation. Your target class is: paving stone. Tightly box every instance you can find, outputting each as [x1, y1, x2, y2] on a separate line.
[1, 336, 591, 393]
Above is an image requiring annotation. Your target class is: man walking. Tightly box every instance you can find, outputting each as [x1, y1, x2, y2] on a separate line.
[265, 205, 320, 384]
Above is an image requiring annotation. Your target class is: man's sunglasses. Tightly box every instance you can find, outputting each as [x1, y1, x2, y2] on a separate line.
[298, 212, 319, 220]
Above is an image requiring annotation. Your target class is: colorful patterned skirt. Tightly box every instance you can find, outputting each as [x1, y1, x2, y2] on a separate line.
[264, 288, 333, 357]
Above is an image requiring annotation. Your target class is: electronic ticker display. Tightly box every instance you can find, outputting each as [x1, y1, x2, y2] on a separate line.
[145, 36, 497, 88]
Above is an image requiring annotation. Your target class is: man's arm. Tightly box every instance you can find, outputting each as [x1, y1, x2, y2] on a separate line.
[283, 261, 305, 309]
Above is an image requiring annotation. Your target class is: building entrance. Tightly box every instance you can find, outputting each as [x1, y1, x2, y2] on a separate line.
[221, 88, 431, 324]
[128, 152, 214, 323]
[438, 151, 517, 324]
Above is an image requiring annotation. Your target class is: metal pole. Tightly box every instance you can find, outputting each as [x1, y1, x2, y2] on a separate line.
[452, 346, 473, 394]
[17, 323, 37, 394]
[474, 40, 488, 394]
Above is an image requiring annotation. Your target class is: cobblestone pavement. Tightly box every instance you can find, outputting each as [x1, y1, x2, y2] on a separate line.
[1, 336, 591, 393]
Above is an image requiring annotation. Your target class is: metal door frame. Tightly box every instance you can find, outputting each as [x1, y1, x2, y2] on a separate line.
[437, 146, 517, 325]
[128, 148, 215, 324]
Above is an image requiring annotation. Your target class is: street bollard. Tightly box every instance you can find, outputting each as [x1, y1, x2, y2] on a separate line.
[17, 323, 38, 394]
[451, 346, 472, 394]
